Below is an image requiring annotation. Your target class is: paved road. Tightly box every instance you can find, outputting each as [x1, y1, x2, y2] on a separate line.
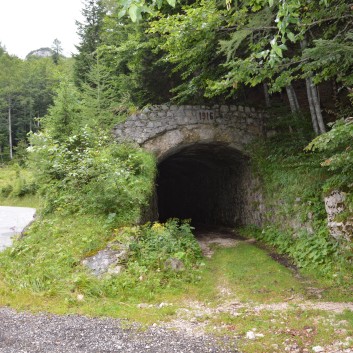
[0, 308, 237, 353]
[0, 206, 36, 251]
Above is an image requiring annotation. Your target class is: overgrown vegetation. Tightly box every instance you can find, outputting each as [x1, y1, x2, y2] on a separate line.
[243, 113, 353, 286]
[29, 127, 156, 223]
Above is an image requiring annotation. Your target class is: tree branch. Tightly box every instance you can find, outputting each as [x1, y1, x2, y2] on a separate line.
[218, 26, 277, 32]
[301, 14, 353, 28]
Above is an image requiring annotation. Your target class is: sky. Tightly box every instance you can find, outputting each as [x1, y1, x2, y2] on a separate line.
[0, 0, 84, 59]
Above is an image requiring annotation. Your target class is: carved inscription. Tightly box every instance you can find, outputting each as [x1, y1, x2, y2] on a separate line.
[198, 110, 214, 121]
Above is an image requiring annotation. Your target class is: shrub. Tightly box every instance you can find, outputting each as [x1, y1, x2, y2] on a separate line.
[28, 127, 156, 225]
[128, 219, 203, 270]
[0, 184, 13, 197]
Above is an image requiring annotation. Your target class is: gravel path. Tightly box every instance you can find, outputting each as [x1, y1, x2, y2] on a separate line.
[0, 308, 237, 353]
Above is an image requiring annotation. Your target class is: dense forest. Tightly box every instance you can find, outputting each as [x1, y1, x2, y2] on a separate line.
[1, 0, 352, 155]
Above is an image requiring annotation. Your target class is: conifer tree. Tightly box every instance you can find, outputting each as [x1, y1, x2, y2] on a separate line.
[74, 0, 106, 86]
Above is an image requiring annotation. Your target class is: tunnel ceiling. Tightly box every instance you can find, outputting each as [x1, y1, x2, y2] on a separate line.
[156, 143, 249, 227]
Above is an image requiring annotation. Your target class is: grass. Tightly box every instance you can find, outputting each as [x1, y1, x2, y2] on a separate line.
[201, 244, 304, 303]
[0, 215, 352, 351]
[1, 222, 303, 312]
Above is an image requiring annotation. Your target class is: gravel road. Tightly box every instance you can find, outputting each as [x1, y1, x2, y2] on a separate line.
[0, 308, 237, 353]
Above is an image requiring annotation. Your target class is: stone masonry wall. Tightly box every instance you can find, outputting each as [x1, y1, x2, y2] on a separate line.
[113, 104, 265, 149]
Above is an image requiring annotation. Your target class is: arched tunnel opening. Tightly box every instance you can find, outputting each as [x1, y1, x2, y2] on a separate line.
[156, 143, 251, 228]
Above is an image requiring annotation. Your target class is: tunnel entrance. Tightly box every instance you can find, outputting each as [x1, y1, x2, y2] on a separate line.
[156, 143, 249, 227]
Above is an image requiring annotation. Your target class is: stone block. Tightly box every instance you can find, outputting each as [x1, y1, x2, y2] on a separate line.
[220, 105, 229, 113]
[185, 110, 193, 118]
[325, 190, 353, 240]
[82, 244, 128, 277]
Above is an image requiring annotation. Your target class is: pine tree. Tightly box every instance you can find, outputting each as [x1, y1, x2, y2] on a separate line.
[74, 0, 106, 86]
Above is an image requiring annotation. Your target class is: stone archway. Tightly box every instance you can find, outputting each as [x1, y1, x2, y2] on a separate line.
[113, 105, 266, 227]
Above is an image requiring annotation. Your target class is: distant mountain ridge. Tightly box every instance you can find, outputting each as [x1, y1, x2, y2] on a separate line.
[26, 47, 53, 59]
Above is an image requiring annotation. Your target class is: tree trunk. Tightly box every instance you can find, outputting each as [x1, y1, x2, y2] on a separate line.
[263, 83, 271, 108]
[286, 84, 300, 113]
[309, 77, 326, 134]
[8, 101, 13, 160]
[305, 77, 319, 135]
[290, 85, 300, 111]
[286, 85, 297, 113]
[301, 38, 325, 135]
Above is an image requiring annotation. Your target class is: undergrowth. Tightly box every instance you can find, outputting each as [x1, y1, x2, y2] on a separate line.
[246, 113, 353, 283]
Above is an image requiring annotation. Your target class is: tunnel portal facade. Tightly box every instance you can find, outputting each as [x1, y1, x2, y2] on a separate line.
[113, 105, 266, 227]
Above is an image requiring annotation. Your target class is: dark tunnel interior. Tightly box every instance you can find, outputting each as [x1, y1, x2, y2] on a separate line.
[156, 143, 248, 227]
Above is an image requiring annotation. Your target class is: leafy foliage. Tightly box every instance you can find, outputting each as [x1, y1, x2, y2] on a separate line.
[306, 118, 353, 192]
[29, 127, 156, 223]
[128, 220, 202, 270]
[254, 225, 339, 275]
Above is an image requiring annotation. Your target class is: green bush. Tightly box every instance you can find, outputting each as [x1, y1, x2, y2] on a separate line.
[11, 179, 38, 197]
[96, 220, 203, 299]
[255, 225, 338, 275]
[0, 184, 13, 197]
[128, 219, 203, 270]
[28, 127, 156, 225]
[306, 118, 353, 210]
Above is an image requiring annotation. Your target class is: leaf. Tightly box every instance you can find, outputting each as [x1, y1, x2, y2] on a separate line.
[268, 0, 274, 7]
[118, 9, 126, 18]
[166, 0, 176, 7]
[273, 44, 283, 58]
[287, 32, 296, 42]
[128, 4, 140, 22]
